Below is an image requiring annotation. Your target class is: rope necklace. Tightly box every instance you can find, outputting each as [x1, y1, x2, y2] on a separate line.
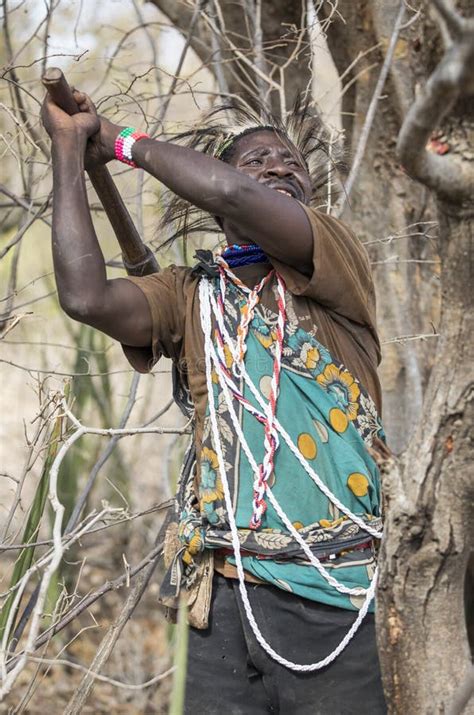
[215, 257, 286, 529]
[199, 276, 379, 671]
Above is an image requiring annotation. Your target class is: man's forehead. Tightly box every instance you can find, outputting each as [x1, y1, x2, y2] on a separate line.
[232, 129, 299, 159]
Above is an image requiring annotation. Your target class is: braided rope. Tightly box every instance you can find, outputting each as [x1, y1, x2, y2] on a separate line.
[215, 263, 286, 529]
[199, 278, 376, 672]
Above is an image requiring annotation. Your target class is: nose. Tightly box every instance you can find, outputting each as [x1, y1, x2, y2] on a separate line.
[264, 160, 293, 178]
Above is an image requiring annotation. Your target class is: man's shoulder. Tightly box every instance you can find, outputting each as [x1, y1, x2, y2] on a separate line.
[127, 263, 196, 290]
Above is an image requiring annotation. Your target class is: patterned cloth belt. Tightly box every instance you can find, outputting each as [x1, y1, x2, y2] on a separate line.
[216, 538, 374, 563]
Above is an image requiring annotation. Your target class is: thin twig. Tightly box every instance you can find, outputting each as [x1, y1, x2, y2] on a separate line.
[27, 656, 174, 692]
[65, 371, 141, 532]
[7, 541, 165, 671]
[65, 535, 163, 712]
[338, 1, 406, 211]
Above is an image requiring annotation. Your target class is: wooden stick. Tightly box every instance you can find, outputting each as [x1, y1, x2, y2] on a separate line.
[42, 68, 159, 277]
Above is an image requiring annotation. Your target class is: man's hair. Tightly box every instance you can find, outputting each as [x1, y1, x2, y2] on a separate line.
[158, 97, 345, 248]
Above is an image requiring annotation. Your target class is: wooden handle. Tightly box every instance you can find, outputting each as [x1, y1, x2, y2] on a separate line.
[42, 67, 159, 277]
[42, 67, 80, 116]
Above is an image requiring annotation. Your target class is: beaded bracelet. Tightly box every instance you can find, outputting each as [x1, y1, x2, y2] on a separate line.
[114, 127, 150, 167]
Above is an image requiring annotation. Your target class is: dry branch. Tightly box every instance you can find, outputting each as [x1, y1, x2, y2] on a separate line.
[65, 535, 162, 713]
[0, 392, 189, 696]
[396, 0, 474, 203]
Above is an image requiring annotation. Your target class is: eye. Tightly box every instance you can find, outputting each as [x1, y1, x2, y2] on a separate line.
[245, 158, 262, 166]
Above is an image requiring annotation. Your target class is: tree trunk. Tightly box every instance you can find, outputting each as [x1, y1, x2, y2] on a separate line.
[323, 0, 440, 453]
[374, 0, 474, 707]
[376, 205, 474, 713]
[148, 0, 312, 110]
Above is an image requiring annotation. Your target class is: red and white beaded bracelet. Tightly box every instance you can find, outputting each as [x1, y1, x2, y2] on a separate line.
[114, 127, 149, 167]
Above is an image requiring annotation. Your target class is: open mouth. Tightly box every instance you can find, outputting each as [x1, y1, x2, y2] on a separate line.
[263, 180, 301, 200]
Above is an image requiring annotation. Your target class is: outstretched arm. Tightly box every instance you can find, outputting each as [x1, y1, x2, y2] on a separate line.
[132, 138, 313, 271]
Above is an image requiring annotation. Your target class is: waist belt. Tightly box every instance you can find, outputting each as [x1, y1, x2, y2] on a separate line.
[216, 538, 374, 563]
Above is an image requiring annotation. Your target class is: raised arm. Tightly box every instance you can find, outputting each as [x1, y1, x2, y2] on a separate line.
[42, 93, 153, 347]
[132, 136, 314, 272]
[82, 96, 314, 273]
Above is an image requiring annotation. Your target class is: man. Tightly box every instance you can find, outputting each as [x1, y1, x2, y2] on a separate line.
[42, 89, 387, 713]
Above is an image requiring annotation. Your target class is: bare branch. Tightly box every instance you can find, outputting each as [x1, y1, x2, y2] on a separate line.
[396, 2, 474, 203]
[27, 656, 174, 692]
[381, 332, 440, 345]
[0, 185, 51, 225]
[65, 372, 141, 532]
[7, 540, 165, 672]
[431, 0, 465, 40]
[65, 537, 162, 712]
[0, 197, 50, 261]
[0, 392, 189, 694]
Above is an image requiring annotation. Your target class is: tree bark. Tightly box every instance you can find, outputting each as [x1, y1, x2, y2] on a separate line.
[377, 205, 474, 713]
[376, 1, 474, 710]
[323, 0, 439, 453]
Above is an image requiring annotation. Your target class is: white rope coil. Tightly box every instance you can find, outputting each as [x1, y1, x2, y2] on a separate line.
[208, 335, 370, 597]
[199, 278, 378, 671]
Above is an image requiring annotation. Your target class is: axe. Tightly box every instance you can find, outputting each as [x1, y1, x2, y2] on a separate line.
[42, 67, 159, 277]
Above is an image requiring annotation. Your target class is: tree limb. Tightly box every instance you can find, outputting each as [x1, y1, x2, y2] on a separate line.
[396, 1, 474, 203]
[431, 0, 465, 39]
[6, 541, 164, 672]
[339, 1, 406, 209]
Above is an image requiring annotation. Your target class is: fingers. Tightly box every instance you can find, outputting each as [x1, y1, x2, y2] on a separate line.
[41, 92, 65, 118]
[72, 89, 96, 114]
[41, 90, 76, 114]
[72, 89, 85, 104]
[43, 93, 56, 108]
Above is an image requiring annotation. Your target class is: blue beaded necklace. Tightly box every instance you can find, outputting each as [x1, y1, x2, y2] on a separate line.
[221, 243, 268, 268]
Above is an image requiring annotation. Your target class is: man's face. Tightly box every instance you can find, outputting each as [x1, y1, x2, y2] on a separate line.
[227, 129, 312, 205]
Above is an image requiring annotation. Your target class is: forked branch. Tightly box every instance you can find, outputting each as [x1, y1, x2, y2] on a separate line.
[396, 0, 474, 203]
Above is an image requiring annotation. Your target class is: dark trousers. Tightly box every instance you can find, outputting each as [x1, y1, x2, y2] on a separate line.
[185, 573, 387, 714]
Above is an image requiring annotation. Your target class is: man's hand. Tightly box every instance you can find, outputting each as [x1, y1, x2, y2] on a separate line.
[41, 89, 123, 169]
[41, 90, 99, 143]
[70, 91, 124, 170]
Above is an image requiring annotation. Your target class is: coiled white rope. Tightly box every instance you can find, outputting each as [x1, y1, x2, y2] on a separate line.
[199, 278, 378, 671]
